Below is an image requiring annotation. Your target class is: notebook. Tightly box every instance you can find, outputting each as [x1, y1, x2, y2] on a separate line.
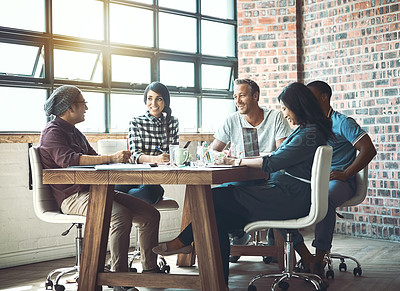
[242, 128, 260, 157]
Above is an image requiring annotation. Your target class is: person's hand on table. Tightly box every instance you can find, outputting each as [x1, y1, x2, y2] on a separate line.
[214, 156, 237, 166]
[111, 150, 131, 163]
[155, 152, 170, 164]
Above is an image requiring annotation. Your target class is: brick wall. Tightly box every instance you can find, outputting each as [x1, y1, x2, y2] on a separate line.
[237, 0, 400, 242]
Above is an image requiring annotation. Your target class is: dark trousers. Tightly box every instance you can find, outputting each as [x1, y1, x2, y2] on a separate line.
[114, 184, 164, 205]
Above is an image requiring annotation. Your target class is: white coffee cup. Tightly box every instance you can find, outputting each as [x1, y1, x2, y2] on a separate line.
[175, 148, 189, 165]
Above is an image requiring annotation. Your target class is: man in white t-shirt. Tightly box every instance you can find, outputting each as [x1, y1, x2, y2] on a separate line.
[212, 78, 292, 155]
[211, 78, 293, 262]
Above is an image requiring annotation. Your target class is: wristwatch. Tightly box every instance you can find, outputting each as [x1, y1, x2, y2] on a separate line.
[234, 158, 242, 166]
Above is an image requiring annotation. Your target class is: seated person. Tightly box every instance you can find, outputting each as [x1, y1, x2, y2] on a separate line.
[210, 78, 292, 257]
[153, 82, 333, 286]
[115, 81, 179, 205]
[275, 80, 377, 279]
[39, 85, 161, 291]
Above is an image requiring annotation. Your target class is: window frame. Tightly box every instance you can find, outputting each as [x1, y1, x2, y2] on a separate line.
[0, 0, 237, 133]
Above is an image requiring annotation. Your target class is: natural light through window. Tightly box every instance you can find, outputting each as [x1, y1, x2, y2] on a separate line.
[53, 0, 104, 40]
[110, 4, 153, 47]
[112, 55, 151, 84]
[0, 43, 43, 76]
[160, 60, 194, 87]
[0, 0, 44, 32]
[0, 0, 236, 133]
[54, 49, 103, 83]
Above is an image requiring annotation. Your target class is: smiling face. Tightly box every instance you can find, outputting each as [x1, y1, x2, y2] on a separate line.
[233, 83, 258, 115]
[146, 89, 165, 118]
[280, 100, 297, 126]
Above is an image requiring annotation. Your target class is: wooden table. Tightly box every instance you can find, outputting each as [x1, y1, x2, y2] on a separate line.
[43, 166, 267, 291]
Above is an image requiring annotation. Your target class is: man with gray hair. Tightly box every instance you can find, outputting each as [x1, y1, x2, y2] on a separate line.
[39, 85, 161, 291]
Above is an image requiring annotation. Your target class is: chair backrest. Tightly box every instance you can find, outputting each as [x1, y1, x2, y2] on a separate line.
[340, 166, 368, 207]
[308, 145, 333, 226]
[29, 146, 85, 224]
[244, 145, 332, 232]
[97, 139, 127, 155]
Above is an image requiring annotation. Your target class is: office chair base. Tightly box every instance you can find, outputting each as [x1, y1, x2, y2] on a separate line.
[248, 271, 326, 291]
[45, 266, 79, 290]
[325, 252, 362, 278]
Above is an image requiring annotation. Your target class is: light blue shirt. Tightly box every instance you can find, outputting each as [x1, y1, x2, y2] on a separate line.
[328, 109, 366, 171]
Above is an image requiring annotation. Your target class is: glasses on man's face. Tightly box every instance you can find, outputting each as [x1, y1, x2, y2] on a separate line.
[74, 101, 88, 105]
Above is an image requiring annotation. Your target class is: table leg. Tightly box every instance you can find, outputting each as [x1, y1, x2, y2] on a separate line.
[177, 189, 196, 267]
[186, 185, 228, 291]
[78, 185, 114, 291]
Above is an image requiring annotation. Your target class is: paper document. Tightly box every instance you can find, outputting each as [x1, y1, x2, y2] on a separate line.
[94, 163, 151, 171]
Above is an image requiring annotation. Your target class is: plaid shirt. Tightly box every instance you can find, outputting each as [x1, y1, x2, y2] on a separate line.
[128, 111, 179, 163]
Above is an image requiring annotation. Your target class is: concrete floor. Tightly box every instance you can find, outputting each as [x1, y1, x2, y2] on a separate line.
[1, 231, 399, 291]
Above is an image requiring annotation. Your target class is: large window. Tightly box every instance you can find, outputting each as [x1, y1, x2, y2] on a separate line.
[0, 0, 237, 133]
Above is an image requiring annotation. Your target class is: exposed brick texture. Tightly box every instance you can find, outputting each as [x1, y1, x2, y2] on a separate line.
[238, 0, 400, 242]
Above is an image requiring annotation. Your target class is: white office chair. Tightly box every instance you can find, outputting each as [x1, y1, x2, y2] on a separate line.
[29, 146, 86, 291]
[97, 139, 180, 272]
[246, 145, 333, 291]
[325, 166, 368, 279]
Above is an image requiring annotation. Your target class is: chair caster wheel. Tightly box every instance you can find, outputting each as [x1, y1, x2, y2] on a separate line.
[55, 284, 65, 291]
[263, 256, 273, 264]
[326, 269, 335, 279]
[229, 255, 240, 263]
[353, 267, 362, 276]
[248, 284, 257, 291]
[161, 265, 171, 273]
[45, 279, 53, 290]
[157, 256, 171, 273]
[278, 280, 289, 290]
[339, 262, 347, 272]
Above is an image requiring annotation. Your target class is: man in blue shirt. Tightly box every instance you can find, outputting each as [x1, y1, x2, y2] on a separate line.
[290, 81, 377, 280]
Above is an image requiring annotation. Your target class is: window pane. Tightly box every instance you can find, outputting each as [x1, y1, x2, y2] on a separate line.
[0, 0, 44, 32]
[0, 87, 46, 131]
[110, 4, 153, 47]
[112, 55, 151, 84]
[159, 0, 196, 12]
[201, 98, 235, 132]
[160, 60, 194, 87]
[159, 13, 196, 53]
[0, 43, 44, 77]
[202, 0, 234, 19]
[54, 49, 103, 83]
[202, 21, 235, 57]
[171, 97, 197, 132]
[53, 0, 104, 40]
[75, 92, 105, 133]
[110, 94, 146, 133]
[202, 65, 232, 90]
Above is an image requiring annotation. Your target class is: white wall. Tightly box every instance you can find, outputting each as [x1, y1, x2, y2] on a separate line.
[0, 143, 184, 269]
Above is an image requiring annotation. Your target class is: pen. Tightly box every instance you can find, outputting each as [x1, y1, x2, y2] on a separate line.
[155, 146, 164, 153]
